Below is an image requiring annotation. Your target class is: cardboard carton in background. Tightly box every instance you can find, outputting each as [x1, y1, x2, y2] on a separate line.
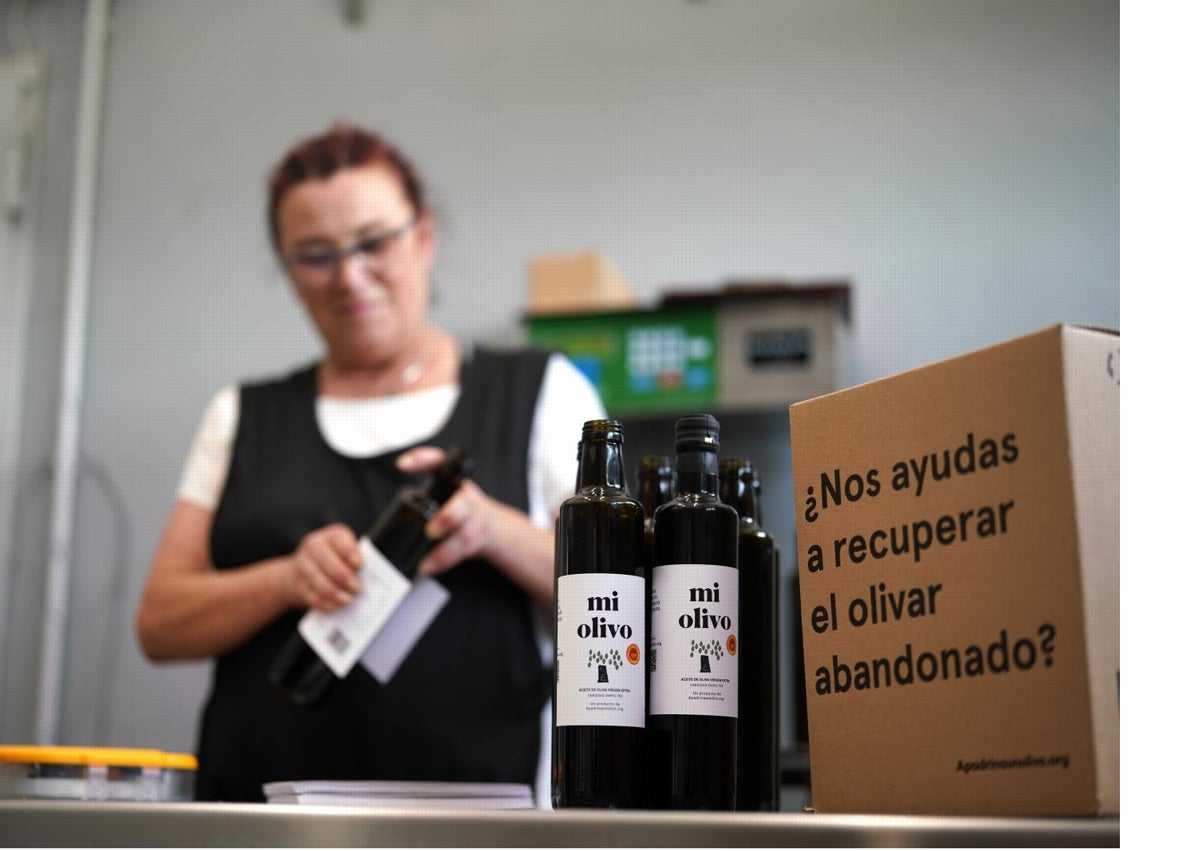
[525, 250, 639, 315]
[788, 324, 1118, 816]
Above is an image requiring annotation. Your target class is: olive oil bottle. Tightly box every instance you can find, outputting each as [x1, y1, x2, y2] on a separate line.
[720, 457, 780, 812]
[649, 414, 739, 810]
[552, 419, 647, 808]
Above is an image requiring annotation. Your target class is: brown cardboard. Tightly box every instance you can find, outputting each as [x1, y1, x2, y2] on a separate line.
[526, 250, 638, 315]
[788, 324, 1118, 816]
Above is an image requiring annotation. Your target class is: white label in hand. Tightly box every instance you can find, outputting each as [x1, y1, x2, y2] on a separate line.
[297, 537, 413, 678]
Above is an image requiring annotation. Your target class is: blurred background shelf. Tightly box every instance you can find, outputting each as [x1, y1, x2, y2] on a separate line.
[525, 280, 851, 418]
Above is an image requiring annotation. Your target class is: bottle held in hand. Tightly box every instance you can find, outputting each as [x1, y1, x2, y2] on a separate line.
[268, 448, 473, 706]
[552, 419, 647, 808]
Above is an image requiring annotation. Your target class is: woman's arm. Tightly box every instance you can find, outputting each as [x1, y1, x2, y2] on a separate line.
[135, 501, 363, 661]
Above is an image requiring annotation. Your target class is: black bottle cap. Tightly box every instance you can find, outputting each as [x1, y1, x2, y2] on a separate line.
[675, 413, 720, 452]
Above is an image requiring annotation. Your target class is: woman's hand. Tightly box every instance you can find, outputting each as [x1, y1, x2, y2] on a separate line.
[138, 503, 365, 661]
[397, 445, 555, 610]
[281, 523, 363, 612]
[397, 446, 508, 574]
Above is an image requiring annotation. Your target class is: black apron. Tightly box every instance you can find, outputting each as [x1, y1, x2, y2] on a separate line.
[195, 347, 553, 802]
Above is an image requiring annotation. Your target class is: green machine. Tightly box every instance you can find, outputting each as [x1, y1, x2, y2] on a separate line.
[526, 303, 718, 416]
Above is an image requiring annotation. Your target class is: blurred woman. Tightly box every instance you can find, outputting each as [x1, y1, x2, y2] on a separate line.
[136, 123, 603, 802]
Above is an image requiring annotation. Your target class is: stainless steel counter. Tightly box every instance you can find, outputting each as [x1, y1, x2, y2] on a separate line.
[0, 800, 1118, 847]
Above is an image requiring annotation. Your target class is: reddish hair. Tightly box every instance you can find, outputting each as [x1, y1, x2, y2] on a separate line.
[267, 123, 426, 253]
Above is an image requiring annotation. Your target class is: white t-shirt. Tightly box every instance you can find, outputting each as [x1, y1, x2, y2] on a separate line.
[175, 352, 606, 530]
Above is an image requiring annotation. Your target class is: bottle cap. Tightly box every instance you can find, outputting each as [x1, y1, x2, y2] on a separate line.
[581, 418, 623, 442]
[639, 455, 672, 474]
[675, 413, 720, 452]
[719, 456, 752, 474]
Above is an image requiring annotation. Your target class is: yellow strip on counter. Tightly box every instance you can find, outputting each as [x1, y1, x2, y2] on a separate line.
[0, 746, 196, 770]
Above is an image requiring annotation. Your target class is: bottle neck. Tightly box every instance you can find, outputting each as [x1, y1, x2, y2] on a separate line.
[427, 449, 470, 504]
[675, 448, 719, 497]
[578, 439, 626, 491]
[638, 474, 671, 512]
[719, 465, 760, 524]
[736, 477, 761, 524]
[428, 473, 463, 506]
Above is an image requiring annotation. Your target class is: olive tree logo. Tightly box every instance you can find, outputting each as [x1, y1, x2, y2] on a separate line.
[587, 648, 624, 683]
[690, 639, 725, 673]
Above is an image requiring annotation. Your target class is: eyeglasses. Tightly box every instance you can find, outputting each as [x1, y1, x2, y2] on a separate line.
[284, 221, 415, 285]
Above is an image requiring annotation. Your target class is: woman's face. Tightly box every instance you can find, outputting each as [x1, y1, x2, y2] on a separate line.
[275, 163, 435, 369]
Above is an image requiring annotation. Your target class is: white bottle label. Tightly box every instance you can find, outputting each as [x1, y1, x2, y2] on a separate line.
[649, 563, 739, 718]
[298, 537, 413, 678]
[555, 573, 646, 728]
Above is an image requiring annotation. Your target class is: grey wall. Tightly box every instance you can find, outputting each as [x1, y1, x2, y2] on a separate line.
[1, 0, 1117, 757]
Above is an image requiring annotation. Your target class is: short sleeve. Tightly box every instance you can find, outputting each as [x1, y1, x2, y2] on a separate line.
[526, 353, 607, 529]
[175, 385, 239, 510]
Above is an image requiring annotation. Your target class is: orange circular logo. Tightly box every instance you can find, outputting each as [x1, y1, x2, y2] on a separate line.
[626, 644, 641, 665]
[726, 635, 738, 656]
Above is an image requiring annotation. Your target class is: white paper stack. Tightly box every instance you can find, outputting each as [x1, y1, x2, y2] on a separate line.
[262, 779, 534, 809]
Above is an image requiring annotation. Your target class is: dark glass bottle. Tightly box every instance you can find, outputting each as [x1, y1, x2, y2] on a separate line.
[552, 419, 647, 808]
[649, 414, 739, 810]
[267, 448, 473, 706]
[720, 457, 780, 812]
[637, 456, 674, 569]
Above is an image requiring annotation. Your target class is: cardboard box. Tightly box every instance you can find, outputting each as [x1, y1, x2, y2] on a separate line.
[526, 250, 638, 315]
[787, 324, 1118, 816]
